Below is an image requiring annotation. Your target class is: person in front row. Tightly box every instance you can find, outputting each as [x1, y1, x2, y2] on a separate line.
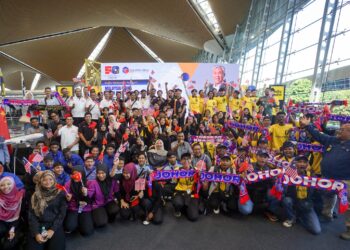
[27, 171, 67, 250]
[281, 155, 321, 235]
[117, 163, 152, 223]
[64, 166, 94, 236]
[172, 153, 199, 221]
[0, 176, 25, 250]
[206, 155, 253, 215]
[89, 164, 120, 227]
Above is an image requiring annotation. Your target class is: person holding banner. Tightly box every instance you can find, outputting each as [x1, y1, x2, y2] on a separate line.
[172, 153, 199, 221]
[300, 117, 350, 240]
[281, 155, 321, 235]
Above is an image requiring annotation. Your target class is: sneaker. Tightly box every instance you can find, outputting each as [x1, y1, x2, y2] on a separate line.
[340, 227, 350, 240]
[264, 212, 278, 222]
[143, 220, 150, 225]
[213, 208, 220, 214]
[174, 211, 181, 218]
[283, 220, 294, 228]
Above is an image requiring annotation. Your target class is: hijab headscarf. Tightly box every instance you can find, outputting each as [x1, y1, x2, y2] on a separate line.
[31, 171, 60, 217]
[122, 163, 137, 201]
[96, 164, 111, 200]
[70, 165, 87, 205]
[148, 139, 168, 156]
[0, 177, 25, 222]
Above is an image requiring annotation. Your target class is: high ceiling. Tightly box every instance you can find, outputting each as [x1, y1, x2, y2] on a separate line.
[0, 0, 250, 89]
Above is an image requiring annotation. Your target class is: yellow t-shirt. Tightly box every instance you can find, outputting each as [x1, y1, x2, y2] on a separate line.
[228, 97, 241, 112]
[196, 142, 215, 159]
[241, 96, 255, 114]
[199, 97, 205, 114]
[309, 142, 322, 175]
[214, 96, 227, 112]
[205, 99, 217, 116]
[174, 167, 194, 192]
[269, 123, 293, 150]
[189, 96, 201, 114]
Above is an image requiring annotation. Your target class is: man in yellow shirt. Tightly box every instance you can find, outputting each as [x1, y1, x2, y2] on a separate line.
[215, 89, 228, 113]
[228, 90, 241, 113]
[189, 89, 202, 121]
[269, 111, 293, 151]
[241, 89, 255, 114]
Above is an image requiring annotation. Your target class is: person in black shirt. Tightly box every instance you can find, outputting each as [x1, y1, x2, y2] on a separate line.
[78, 112, 97, 158]
[26, 171, 67, 250]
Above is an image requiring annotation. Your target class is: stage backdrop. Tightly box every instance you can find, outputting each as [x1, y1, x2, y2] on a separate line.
[100, 63, 239, 95]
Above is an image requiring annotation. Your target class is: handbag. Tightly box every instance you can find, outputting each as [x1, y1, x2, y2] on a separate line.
[147, 152, 167, 167]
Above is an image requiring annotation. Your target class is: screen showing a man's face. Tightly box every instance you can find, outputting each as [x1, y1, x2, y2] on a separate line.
[213, 67, 225, 85]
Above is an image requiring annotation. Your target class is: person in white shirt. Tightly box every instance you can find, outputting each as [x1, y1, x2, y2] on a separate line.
[139, 89, 150, 110]
[99, 91, 113, 113]
[85, 91, 101, 122]
[58, 116, 79, 154]
[40, 87, 60, 106]
[125, 91, 141, 110]
[69, 88, 86, 126]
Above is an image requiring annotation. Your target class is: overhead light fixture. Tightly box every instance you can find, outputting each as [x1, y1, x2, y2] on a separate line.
[30, 73, 41, 90]
[188, 0, 228, 50]
[77, 28, 113, 78]
[127, 29, 164, 63]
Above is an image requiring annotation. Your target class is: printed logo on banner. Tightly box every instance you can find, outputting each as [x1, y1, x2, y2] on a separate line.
[104, 66, 119, 75]
[123, 67, 129, 74]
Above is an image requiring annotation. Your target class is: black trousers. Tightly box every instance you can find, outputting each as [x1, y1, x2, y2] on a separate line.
[152, 207, 164, 225]
[172, 192, 199, 221]
[120, 198, 152, 220]
[161, 183, 176, 197]
[64, 210, 94, 236]
[26, 226, 65, 250]
[0, 221, 20, 250]
[92, 201, 120, 227]
[208, 192, 237, 211]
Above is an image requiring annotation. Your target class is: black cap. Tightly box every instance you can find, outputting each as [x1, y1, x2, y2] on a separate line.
[43, 155, 53, 162]
[258, 137, 268, 144]
[282, 141, 295, 150]
[257, 150, 269, 157]
[181, 152, 191, 159]
[220, 154, 231, 161]
[217, 144, 227, 149]
[295, 155, 309, 162]
[167, 151, 177, 158]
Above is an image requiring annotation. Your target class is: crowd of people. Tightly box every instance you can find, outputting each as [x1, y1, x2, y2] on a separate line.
[0, 81, 349, 250]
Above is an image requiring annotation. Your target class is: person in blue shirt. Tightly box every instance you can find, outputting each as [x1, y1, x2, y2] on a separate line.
[136, 152, 152, 178]
[62, 148, 84, 174]
[102, 144, 116, 171]
[48, 141, 64, 164]
[91, 146, 102, 166]
[52, 162, 70, 186]
[84, 156, 96, 181]
[0, 162, 24, 189]
[39, 155, 54, 171]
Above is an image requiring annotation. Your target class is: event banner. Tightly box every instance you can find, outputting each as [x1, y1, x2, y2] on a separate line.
[100, 63, 239, 93]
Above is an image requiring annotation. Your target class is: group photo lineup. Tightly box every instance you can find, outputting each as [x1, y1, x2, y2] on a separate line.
[0, 0, 350, 250]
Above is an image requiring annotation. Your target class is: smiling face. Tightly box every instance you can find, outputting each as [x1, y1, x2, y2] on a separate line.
[213, 66, 224, 84]
[41, 175, 55, 189]
[0, 178, 13, 194]
[97, 170, 107, 181]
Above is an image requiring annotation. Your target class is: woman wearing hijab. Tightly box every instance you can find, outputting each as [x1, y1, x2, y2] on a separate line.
[89, 164, 119, 227]
[64, 165, 94, 236]
[116, 163, 152, 223]
[147, 139, 168, 168]
[0, 176, 25, 250]
[27, 171, 67, 250]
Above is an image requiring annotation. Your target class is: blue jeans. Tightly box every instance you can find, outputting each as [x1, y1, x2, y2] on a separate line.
[267, 192, 282, 215]
[282, 197, 321, 235]
[238, 199, 253, 215]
